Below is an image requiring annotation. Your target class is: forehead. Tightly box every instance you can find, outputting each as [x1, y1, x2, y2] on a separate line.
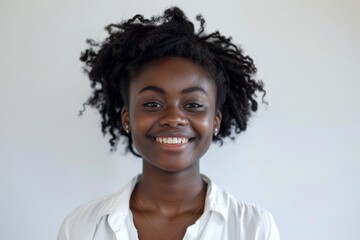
[130, 57, 216, 93]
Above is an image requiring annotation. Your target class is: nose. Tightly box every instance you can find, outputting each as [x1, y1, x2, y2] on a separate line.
[159, 104, 189, 127]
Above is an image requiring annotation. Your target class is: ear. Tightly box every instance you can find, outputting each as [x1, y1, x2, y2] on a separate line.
[214, 109, 222, 132]
[121, 106, 130, 131]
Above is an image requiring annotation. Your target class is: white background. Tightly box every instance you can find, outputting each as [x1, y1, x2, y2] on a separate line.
[1, 0, 359, 239]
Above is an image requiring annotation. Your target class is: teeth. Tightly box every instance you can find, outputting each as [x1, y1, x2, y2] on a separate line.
[155, 137, 189, 144]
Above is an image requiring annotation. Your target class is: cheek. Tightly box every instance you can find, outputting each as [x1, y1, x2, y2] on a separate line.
[129, 115, 151, 157]
[193, 114, 214, 136]
[131, 111, 152, 135]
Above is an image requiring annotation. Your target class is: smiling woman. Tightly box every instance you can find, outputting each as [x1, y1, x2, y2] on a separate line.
[125, 57, 220, 173]
[58, 7, 280, 240]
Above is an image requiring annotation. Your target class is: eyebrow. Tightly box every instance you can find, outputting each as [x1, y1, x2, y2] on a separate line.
[181, 86, 208, 95]
[138, 86, 165, 95]
[138, 85, 208, 95]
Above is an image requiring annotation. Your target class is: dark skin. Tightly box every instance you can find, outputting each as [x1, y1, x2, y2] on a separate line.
[122, 57, 222, 240]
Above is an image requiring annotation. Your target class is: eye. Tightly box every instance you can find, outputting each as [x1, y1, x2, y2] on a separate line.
[185, 102, 204, 110]
[143, 101, 162, 109]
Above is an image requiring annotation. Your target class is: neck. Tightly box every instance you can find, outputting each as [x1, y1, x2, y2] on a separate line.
[133, 161, 206, 215]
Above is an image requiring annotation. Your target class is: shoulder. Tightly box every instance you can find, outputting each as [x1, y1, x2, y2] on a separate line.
[57, 194, 115, 240]
[220, 189, 273, 223]
[57, 175, 139, 240]
[205, 177, 280, 239]
[224, 192, 280, 239]
[65, 195, 112, 225]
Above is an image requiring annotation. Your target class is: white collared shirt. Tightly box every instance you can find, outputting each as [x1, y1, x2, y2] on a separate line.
[58, 175, 280, 240]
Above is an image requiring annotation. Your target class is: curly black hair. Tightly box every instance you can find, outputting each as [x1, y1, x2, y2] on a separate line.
[80, 7, 265, 157]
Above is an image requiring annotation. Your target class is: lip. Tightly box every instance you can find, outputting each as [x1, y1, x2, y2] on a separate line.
[155, 142, 188, 151]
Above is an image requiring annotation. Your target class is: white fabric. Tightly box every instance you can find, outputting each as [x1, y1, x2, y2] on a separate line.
[58, 175, 280, 240]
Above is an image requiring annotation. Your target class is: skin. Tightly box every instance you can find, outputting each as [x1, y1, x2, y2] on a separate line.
[121, 57, 222, 240]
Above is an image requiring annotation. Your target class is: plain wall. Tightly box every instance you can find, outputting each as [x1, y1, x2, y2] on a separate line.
[1, 0, 359, 239]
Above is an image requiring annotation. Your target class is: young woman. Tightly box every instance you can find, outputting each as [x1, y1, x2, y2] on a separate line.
[58, 7, 280, 240]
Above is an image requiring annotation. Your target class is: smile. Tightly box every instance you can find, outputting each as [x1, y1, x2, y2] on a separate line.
[155, 137, 189, 144]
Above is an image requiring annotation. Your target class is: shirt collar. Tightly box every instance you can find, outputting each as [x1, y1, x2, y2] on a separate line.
[202, 174, 229, 222]
[95, 175, 140, 229]
[95, 174, 228, 230]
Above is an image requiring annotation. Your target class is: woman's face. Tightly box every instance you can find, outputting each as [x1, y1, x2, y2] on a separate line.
[122, 57, 221, 173]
